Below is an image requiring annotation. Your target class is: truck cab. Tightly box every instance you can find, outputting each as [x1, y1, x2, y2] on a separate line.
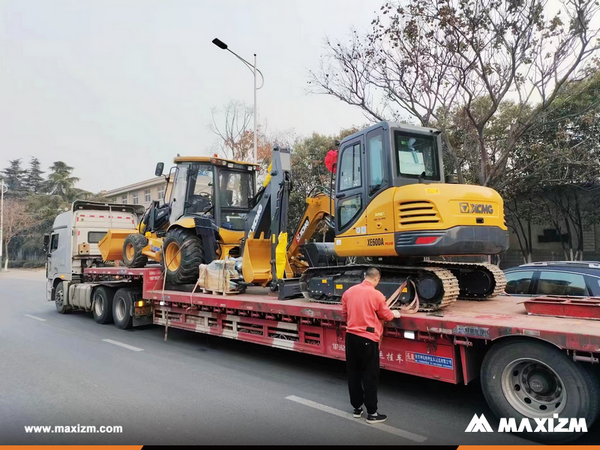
[45, 201, 145, 302]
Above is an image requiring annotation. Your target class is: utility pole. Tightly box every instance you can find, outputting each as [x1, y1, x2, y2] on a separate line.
[0, 179, 6, 271]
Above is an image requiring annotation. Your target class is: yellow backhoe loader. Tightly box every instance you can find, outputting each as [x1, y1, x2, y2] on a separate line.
[99, 156, 259, 285]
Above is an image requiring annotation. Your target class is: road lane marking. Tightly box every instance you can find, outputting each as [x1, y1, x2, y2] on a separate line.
[285, 395, 427, 443]
[102, 339, 144, 352]
[24, 314, 47, 322]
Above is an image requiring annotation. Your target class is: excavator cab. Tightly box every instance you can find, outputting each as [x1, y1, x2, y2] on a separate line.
[333, 122, 507, 258]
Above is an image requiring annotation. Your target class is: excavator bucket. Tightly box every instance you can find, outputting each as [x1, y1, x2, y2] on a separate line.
[241, 232, 272, 286]
[98, 229, 137, 262]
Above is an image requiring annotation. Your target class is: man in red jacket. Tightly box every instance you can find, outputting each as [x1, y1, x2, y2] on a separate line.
[342, 267, 401, 424]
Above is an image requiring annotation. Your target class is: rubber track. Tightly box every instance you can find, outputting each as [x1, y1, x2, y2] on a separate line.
[421, 261, 507, 300]
[303, 264, 460, 312]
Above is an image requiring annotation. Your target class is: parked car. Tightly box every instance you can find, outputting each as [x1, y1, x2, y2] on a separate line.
[504, 261, 600, 297]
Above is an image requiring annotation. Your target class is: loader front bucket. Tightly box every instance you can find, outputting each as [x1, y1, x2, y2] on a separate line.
[241, 233, 272, 286]
[98, 229, 137, 262]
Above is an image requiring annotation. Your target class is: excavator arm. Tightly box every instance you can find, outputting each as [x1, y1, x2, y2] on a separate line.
[287, 191, 334, 274]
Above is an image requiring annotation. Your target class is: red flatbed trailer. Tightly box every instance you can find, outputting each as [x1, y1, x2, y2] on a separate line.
[82, 266, 600, 443]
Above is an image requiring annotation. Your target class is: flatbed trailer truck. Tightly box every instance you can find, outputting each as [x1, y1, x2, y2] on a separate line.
[52, 264, 600, 444]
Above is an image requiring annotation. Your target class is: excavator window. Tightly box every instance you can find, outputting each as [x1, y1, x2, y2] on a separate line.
[339, 142, 362, 191]
[367, 128, 386, 196]
[394, 131, 440, 181]
[338, 196, 362, 229]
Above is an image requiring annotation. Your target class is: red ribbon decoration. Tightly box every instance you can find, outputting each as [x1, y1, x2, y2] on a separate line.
[325, 149, 338, 173]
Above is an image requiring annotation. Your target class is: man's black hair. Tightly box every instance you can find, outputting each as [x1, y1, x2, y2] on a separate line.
[364, 267, 381, 279]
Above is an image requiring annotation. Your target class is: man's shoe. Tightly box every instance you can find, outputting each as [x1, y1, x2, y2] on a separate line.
[353, 407, 364, 418]
[366, 413, 388, 424]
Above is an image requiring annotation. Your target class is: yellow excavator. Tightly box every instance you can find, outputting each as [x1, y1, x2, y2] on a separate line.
[99, 121, 508, 310]
[297, 121, 508, 310]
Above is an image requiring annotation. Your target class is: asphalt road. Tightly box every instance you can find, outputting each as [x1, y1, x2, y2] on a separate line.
[0, 269, 598, 446]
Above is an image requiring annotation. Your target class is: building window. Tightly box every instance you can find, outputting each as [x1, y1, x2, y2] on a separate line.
[121, 195, 127, 204]
[158, 187, 165, 201]
[144, 189, 151, 202]
[132, 192, 139, 205]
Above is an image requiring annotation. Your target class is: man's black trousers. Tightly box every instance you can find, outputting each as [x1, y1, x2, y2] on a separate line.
[345, 332, 380, 414]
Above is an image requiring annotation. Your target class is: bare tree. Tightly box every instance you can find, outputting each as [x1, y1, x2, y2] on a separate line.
[209, 101, 254, 161]
[310, 0, 600, 186]
[2, 198, 35, 270]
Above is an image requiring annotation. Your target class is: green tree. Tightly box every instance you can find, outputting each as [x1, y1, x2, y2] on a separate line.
[1, 159, 27, 197]
[24, 157, 45, 193]
[501, 67, 600, 260]
[287, 127, 360, 236]
[45, 161, 80, 200]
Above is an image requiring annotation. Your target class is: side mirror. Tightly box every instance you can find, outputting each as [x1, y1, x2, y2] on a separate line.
[155, 162, 164, 177]
[445, 174, 459, 184]
[43, 234, 50, 253]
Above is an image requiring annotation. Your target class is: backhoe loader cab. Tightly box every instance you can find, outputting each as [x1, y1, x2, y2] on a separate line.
[167, 157, 257, 231]
[99, 156, 258, 285]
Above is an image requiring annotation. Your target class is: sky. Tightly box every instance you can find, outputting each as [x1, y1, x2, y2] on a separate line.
[0, 0, 380, 192]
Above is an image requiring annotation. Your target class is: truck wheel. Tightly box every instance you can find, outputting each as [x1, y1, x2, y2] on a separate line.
[122, 234, 148, 268]
[481, 339, 600, 443]
[112, 288, 134, 329]
[163, 228, 204, 284]
[92, 286, 114, 324]
[54, 281, 70, 314]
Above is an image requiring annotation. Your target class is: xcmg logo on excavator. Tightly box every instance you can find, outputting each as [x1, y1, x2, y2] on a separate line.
[459, 202, 494, 215]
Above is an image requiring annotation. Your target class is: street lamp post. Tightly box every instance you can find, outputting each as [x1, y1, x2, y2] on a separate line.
[0, 179, 7, 270]
[212, 38, 264, 164]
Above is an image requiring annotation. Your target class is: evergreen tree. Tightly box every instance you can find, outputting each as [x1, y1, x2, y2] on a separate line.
[0, 159, 27, 197]
[45, 161, 79, 199]
[24, 157, 45, 193]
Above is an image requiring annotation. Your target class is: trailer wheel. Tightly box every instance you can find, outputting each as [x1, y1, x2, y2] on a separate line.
[123, 234, 148, 268]
[112, 288, 134, 329]
[54, 281, 70, 314]
[481, 339, 600, 443]
[92, 286, 114, 324]
[163, 227, 204, 284]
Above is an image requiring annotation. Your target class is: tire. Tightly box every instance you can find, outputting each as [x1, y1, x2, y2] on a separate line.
[92, 286, 114, 324]
[54, 281, 70, 314]
[481, 339, 600, 443]
[122, 234, 148, 268]
[162, 227, 204, 285]
[112, 288, 134, 330]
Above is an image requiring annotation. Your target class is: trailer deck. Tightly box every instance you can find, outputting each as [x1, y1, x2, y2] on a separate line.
[84, 266, 600, 385]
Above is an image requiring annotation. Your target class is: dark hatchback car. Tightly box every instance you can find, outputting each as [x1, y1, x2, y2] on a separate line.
[504, 261, 600, 297]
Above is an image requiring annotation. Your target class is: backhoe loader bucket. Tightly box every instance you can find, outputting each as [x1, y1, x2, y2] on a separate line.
[98, 229, 137, 262]
[241, 232, 272, 286]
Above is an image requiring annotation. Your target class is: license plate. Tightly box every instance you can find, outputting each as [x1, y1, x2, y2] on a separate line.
[135, 306, 152, 317]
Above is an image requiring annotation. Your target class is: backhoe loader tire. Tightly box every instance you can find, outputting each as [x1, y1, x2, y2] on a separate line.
[163, 227, 204, 285]
[123, 234, 148, 268]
